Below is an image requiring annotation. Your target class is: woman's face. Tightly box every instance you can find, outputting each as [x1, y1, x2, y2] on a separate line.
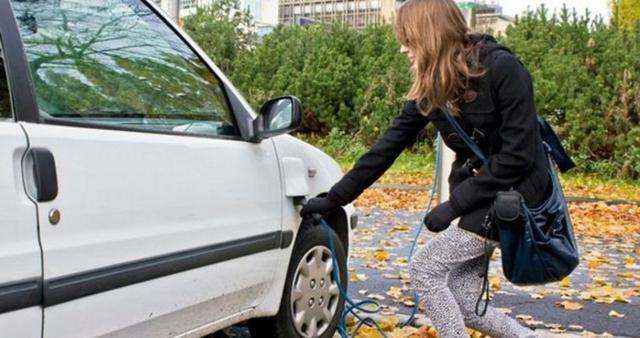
[400, 44, 417, 68]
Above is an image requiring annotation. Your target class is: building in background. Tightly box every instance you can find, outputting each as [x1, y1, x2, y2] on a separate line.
[240, 0, 279, 35]
[279, 0, 404, 30]
[151, 0, 279, 35]
[456, 1, 515, 35]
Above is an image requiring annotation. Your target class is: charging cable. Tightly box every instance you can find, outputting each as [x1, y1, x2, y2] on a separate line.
[306, 135, 442, 337]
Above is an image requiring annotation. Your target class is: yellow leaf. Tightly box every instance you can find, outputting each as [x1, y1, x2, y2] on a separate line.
[379, 316, 400, 332]
[623, 255, 635, 266]
[386, 287, 403, 300]
[351, 273, 368, 283]
[614, 294, 631, 303]
[559, 277, 570, 288]
[489, 274, 501, 289]
[587, 259, 604, 269]
[392, 223, 410, 232]
[470, 331, 483, 338]
[402, 295, 415, 307]
[559, 301, 584, 311]
[374, 250, 390, 262]
[617, 271, 634, 278]
[356, 326, 385, 338]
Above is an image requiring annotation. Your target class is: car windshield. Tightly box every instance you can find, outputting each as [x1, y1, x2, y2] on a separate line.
[9, 0, 238, 136]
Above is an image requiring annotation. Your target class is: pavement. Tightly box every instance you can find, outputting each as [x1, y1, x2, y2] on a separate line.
[216, 204, 639, 338]
[344, 207, 639, 338]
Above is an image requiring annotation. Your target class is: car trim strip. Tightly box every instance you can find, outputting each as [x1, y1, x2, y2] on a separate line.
[1, 231, 290, 312]
[0, 279, 42, 314]
[43, 231, 285, 306]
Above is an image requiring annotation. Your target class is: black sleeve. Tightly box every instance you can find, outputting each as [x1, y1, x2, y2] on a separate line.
[327, 101, 429, 205]
[449, 53, 539, 214]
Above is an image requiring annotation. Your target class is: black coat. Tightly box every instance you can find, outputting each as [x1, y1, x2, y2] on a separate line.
[327, 34, 550, 237]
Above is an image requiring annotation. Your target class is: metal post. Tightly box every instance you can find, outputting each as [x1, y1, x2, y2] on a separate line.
[436, 2, 476, 204]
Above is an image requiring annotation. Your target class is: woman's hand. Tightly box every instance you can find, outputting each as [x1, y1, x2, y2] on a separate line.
[300, 196, 341, 217]
[424, 201, 459, 232]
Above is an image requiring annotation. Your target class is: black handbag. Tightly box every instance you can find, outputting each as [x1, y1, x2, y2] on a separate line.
[442, 111, 580, 315]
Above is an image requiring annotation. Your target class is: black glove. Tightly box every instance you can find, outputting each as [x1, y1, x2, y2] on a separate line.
[300, 196, 341, 217]
[423, 201, 459, 232]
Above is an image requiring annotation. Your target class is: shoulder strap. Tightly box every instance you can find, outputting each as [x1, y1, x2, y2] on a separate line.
[537, 116, 576, 173]
[442, 110, 488, 164]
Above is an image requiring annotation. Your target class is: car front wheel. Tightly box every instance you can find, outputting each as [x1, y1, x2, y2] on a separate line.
[249, 223, 347, 338]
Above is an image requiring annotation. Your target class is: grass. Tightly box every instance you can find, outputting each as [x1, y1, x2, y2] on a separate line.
[301, 135, 640, 202]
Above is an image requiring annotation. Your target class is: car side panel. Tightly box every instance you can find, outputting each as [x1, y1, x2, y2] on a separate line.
[0, 123, 42, 336]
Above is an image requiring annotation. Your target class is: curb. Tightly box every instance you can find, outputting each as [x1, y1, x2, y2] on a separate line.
[370, 183, 640, 206]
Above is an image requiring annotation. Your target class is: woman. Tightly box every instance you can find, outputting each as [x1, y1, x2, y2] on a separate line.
[301, 0, 549, 337]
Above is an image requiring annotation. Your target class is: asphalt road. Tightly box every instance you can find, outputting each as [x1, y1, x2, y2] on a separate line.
[218, 207, 639, 338]
[345, 208, 639, 338]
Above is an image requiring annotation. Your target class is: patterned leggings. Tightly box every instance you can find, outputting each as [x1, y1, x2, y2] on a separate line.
[409, 224, 539, 338]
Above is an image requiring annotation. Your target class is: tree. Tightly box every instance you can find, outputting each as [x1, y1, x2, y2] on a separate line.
[183, 0, 256, 74]
[611, 0, 640, 30]
[231, 23, 359, 133]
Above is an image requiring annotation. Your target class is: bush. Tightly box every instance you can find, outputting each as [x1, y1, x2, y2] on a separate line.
[501, 6, 640, 178]
[187, 5, 640, 178]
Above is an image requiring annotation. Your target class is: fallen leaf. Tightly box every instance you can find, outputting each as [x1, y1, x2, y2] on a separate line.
[623, 255, 635, 266]
[386, 287, 403, 300]
[617, 271, 634, 278]
[374, 250, 391, 262]
[558, 301, 584, 311]
[489, 274, 501, 290]
[351, 273, 369, 283]
[392, 223, 411, 232]
[531, 293, 545, 300]
[609, 310, 625, 318]
[368, 293, 385, 301]
[378, 316, 400, 331]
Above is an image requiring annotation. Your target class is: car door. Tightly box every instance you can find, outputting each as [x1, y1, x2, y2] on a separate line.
[8, 0, 283, 337]
[0, 6, 43, 336]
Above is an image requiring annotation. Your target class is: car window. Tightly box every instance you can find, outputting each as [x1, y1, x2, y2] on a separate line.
[0, 38, 11, 119]
[9, 0, 238, 137]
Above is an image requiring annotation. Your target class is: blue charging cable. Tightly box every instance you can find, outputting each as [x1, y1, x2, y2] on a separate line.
[315, 135, 442, 338]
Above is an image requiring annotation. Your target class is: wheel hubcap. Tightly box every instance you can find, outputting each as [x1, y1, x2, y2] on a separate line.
[290, 245, 340, 338]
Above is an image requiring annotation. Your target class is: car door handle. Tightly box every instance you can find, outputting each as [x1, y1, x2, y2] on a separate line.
[30, 148, 58, 202]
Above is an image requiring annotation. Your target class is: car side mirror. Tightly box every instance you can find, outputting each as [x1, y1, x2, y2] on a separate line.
[250, 96, 302, 142]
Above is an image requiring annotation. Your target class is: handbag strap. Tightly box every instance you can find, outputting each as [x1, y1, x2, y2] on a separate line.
[442, 110, 488, 164]
[443, 110, 576, 173]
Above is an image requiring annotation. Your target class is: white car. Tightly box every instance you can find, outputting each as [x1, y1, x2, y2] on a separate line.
[0, 0, 356, 337]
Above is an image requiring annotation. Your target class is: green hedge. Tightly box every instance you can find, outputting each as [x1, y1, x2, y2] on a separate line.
[188, 5, 640, 179]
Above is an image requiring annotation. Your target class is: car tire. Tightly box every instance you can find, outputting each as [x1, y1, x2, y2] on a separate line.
[248, 222, 347, 338]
